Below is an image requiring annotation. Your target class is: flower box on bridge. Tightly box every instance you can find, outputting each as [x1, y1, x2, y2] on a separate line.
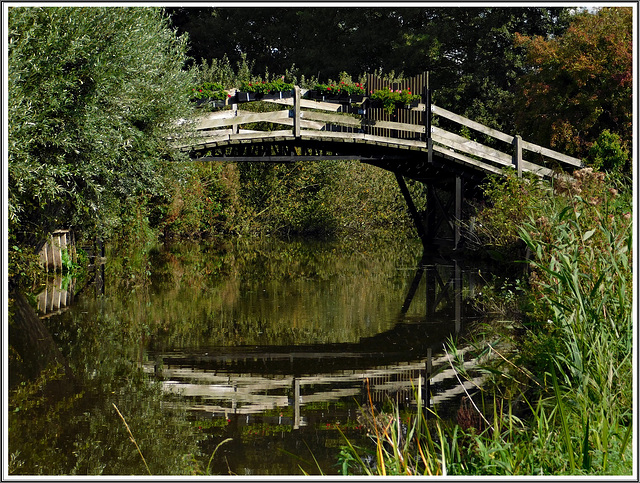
[306, 91, 365, 105]
[235, 91, 264, 102]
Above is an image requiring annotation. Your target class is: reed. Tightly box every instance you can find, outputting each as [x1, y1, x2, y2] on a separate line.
[338, 169, 633, 476]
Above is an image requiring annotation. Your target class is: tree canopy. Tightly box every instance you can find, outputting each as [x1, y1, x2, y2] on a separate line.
[168, 7, 571, 130]
[8, 7, 195, 248]
[513, 7, 632, 161]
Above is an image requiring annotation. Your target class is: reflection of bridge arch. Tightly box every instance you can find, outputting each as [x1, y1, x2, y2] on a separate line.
[144, 256, 490, 428]
[177, 73, 582, 249]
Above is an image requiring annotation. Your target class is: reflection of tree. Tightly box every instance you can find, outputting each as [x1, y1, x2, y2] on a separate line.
[114, 237, 425, 350]
[9, 292, 201, 475]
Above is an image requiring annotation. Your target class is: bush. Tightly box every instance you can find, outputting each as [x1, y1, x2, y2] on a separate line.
[8, 7, 196, 254]
[587, 130, 630, 178]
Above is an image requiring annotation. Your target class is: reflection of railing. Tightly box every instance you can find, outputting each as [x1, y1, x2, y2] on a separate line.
[143, 345, 486, 429]
[37, 275, 75, 317]
[145, 256, 492, 427]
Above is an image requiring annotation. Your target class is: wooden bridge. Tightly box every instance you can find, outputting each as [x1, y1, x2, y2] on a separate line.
[176, 72, 583, 249]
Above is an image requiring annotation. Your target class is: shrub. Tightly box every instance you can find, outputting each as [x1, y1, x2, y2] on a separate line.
[8, 7, 196, 255]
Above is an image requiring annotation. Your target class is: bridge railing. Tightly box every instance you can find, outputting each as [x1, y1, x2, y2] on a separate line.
[180, 87, 582, 177]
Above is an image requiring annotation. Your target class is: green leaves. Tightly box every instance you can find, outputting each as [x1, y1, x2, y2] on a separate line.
[8, 7, 197, 250]
[515, 8, 632, 162]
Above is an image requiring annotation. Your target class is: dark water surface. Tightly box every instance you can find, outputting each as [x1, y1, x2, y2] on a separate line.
[12, 237, 490, 476]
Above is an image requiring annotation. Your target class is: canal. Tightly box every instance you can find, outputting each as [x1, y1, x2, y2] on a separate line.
[10, 236, 493, 476]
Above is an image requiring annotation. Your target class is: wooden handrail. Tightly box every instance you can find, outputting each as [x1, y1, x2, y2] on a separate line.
[184, 88, 582, 176]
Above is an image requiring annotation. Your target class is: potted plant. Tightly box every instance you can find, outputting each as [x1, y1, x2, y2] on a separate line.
[369, 88, 421, 115]
[190, 82, 232, 107]
[237, 78, 295, 101]
[309, 81, 365, 103]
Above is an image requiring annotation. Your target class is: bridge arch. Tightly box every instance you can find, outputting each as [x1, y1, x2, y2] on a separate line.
[175, 74, 582, 249]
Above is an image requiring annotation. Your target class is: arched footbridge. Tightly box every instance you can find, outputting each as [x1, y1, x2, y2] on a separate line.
[175, 73, 583, 249]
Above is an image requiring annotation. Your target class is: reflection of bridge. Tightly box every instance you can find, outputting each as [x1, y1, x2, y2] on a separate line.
[144, 257, 489, 427]
[143, 349, 485, 429]
[177, 72, 582, 248]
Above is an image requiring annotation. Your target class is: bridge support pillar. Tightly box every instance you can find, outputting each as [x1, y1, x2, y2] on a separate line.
[396, 173, 465, 251]
[395, 172, 428, 245]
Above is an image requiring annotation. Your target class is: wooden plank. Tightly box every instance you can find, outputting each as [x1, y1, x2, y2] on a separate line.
[201, 117, 323, 131]
[363, 134, 426, 149]
[192, 109, 239, 122]
[193, 129, 234, 138]
[301, 110, 361, 127]
[229, 130, 294, 142]
[431, 126, 512, 166]
[194, 110, 291, 130]
[521, 159, 553, 177]
[432, 144, 504, 175]
[196, 155, 368, 162]
[299, 130, 365, 141]
[520, 139, 582, 167]
[371, 119, 425, 134]
[432, 104, 515, 144]
[263, 96, 343, 112]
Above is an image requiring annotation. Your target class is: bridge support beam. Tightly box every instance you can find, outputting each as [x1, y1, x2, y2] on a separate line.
[396, 173, 465, 251]
[395, 172, 428, 245]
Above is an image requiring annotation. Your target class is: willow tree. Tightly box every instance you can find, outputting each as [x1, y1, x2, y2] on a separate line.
[8, 7, 196, 272]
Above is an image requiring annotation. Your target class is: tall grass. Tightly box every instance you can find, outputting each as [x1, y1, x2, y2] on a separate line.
[339, 168, 633, 476]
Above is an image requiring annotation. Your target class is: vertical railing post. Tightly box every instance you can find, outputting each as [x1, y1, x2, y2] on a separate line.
[232, 101, 239, 134]
[293, 377, 301, 429]
[454, 176, 463, 250]
[422, 72, 432, 163]
[513, 134, 522, 177]
[293, 86, 301, 138]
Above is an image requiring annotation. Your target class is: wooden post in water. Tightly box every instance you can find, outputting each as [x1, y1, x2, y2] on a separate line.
[39, 229, 75, 272]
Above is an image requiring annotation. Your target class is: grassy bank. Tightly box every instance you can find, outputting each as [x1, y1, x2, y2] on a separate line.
[339, 168, 633, 476]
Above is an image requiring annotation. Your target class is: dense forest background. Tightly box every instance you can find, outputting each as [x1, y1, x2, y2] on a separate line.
[7, 6, 633, 287]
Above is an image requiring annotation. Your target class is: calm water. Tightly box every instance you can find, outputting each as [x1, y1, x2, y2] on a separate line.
[12, 236, 490, 476]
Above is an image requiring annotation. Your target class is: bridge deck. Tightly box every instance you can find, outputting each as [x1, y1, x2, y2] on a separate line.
[176, 87, 582, 180]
